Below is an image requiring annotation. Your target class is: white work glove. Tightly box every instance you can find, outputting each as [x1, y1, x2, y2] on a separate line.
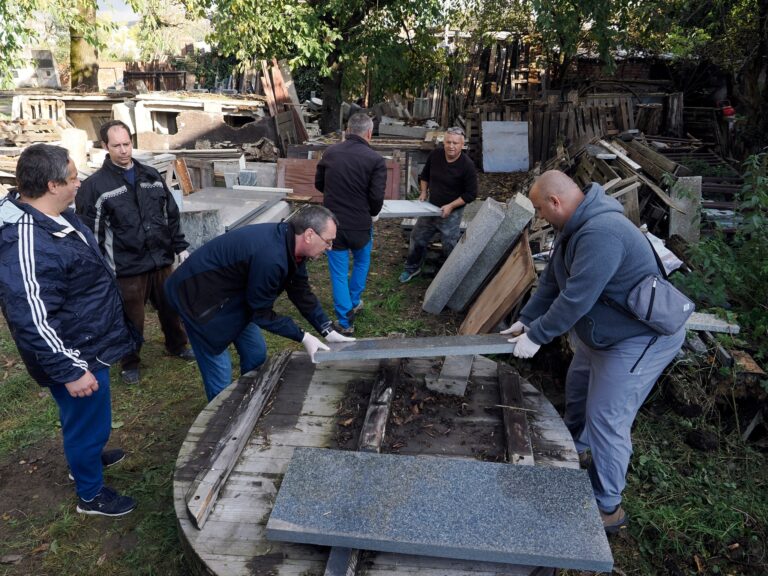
[500, 320, 528, 336]
[371, 214, 380, 223]
[176, 250, 190, 265]
[510, 333, 541, 359]
[302, 332, 330, 363]
[325, 330, 356, 343]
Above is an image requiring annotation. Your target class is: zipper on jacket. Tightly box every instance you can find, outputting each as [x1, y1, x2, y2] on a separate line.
[630, 335, 658, 374]
[646, 278, 657, 321]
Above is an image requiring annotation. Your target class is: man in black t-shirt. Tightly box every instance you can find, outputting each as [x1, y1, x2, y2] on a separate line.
[399, 127, 478, 283]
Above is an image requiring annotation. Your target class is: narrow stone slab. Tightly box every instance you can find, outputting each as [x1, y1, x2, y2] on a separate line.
[424, 355, 474, 396]
[314, 335, 515, 363]
[379, 200, 443, 218]
[685, 312, 740, 334]
[422, 198, 507, 315]
[670, 176, 701, 244]
[266, 448, 613, 572]
[447, 194, 534, 312]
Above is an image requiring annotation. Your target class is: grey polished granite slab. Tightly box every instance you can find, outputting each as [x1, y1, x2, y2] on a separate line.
[314, 334, 515, 363]
[266, 448, 613, 572]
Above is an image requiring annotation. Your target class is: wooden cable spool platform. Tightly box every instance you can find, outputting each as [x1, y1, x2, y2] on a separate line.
[174, 351, 579, 576]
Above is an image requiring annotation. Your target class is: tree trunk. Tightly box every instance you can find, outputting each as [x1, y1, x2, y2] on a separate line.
[320, 51, 344, 133]
[69, 0, 99, 91]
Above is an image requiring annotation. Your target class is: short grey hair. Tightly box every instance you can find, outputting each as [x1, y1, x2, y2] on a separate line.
[446, 126, 465, 137]
[16, 144, 71, 199]
[347, 112, 373, 137]
[291, 205, 339, 235]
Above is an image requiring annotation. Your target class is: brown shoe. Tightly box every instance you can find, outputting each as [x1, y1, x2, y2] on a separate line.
[600, 505, 628, 534]
[578, 451, 592, 469]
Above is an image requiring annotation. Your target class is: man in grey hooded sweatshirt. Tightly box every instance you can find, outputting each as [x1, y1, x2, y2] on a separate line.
[503, 170, 685, 533]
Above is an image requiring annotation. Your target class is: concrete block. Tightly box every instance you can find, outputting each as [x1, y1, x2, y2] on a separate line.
[315, 334, 515, 363]
[424, 355, 474, 396]
[447, 194, 534, 312]
[422, 198, 506, 315]
[266, 448, 613, 572]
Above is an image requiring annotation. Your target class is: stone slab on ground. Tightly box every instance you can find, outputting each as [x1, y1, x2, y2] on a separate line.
[422, 198, 507, 315]
[424, 355, 474, 395]
[315, 334, 515, 363]
[379, 200, 442, 218]
[266, 448, 613, 572]
[447, 193, 534, 312]
[685, 312, 739, 334]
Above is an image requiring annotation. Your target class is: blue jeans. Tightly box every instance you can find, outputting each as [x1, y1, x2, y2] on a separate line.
[403, 207, 464, 273]
[186, 322, 268, 401]
[564, 328, 685, 511]
[49, 367, 112, 500]
[326, 233, 373, 329]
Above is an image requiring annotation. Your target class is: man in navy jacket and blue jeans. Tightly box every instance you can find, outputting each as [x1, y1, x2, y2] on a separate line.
[0, 144, 139, 516]
[165, 206, 354, 401]
[504, 170, 685, 533]
[315, 113, 386, 334]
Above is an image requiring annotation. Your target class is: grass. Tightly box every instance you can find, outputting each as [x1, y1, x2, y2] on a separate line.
[1, 220, 767, 575]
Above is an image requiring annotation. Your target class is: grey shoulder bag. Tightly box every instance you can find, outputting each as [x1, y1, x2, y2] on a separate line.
[603, 237, 695, 335]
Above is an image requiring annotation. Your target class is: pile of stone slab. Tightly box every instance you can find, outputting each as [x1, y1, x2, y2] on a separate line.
[420, 194, 537, 336]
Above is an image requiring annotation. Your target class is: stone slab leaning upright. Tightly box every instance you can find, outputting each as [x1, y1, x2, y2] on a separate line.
[447, 193, 534, 312]
[422, 198, 507, 315]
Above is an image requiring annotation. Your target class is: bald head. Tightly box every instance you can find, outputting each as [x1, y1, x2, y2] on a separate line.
[529, 170, 585, 229]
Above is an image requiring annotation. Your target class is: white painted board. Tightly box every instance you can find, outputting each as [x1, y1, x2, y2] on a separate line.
[482, 121, 529, 173]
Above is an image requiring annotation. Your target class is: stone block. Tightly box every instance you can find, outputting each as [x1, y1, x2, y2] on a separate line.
[239, 162, 278, 187]
[422, 198, 506, 315]
[315, 334, 515, 363]
[266, 448, 613, 572]
[670, 176, 702, 244]
[447, 194, 534, 312]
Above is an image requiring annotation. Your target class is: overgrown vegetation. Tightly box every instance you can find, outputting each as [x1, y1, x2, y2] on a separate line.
[677, 153, 768, 361]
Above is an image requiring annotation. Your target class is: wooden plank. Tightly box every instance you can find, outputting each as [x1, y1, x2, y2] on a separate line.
[597, 139, 641, 171]
[260, 60, 278, 116]
[498, 364, 535, 465]
[610, 182, 641, 225]
[185, 351, 292, 530]
[460, 231, 536, 335]
[173, 158, 195, 195]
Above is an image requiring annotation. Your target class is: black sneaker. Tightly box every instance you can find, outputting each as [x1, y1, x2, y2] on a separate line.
[76, 486, 137, 517]
[121, 369, 139, 385]
[351, 299, 364, 314]
[68, 448, 126, 481]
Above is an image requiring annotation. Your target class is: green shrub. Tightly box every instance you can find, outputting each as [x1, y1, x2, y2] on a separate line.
[677, 153, 768, 360]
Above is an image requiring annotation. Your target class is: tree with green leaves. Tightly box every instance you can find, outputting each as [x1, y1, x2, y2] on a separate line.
[0, 0, 112, 90]
[183, 0, 451, 132]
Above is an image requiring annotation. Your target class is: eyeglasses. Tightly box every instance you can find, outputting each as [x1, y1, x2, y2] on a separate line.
[311, 228, 334, 248]
[446, 127, 465, 137]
